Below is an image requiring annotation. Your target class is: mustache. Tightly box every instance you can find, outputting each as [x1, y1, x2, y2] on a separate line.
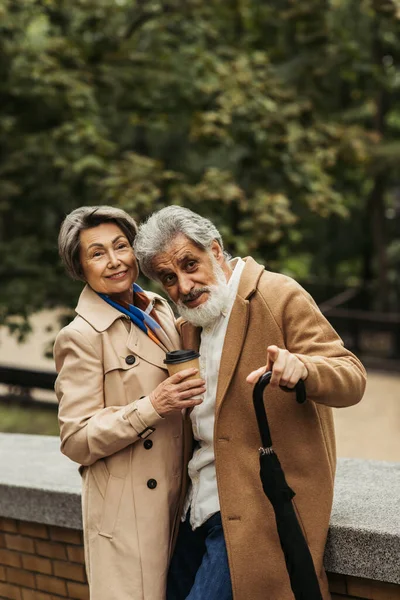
[180, 287, 210, 304]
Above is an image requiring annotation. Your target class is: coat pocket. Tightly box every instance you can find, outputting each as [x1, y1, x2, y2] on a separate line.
[91, 459, 109, 498]
[98, 474, 125, 539]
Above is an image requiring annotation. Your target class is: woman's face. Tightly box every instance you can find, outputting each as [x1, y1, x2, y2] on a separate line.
[79, 222, 138, 303]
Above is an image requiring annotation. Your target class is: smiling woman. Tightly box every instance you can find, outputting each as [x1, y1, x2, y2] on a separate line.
[53, 206, 206, 600]
[79, 222, 139, 303]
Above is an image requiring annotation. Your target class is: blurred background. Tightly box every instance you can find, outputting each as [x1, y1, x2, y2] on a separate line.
[0, 0, 399, 460]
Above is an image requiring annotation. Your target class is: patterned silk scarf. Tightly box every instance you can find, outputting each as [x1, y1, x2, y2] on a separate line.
[98, 283, 164, 347]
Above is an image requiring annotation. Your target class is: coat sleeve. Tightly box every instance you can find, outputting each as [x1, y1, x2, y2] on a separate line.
[269, 278, 367, 408]
[54, 326, 163, 466]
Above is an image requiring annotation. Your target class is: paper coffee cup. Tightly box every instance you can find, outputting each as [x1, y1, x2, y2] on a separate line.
[164, 350, 200, 380]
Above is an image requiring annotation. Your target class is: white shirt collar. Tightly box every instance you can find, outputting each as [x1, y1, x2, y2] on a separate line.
[220, 257, 245, 318]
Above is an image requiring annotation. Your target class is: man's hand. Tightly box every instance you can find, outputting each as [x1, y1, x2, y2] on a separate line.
[246, 345, 308, 389]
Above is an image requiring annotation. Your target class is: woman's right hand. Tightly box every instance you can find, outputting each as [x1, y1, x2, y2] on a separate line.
[149, 368, 205, 417]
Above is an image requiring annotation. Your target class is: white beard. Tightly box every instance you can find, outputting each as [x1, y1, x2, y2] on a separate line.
[176, 259, 230, 328]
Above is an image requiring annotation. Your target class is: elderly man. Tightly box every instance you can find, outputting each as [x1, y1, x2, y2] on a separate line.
[134, 206, 366, 600]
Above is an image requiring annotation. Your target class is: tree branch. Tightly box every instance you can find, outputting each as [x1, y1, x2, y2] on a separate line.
[124, 2, 179, 40]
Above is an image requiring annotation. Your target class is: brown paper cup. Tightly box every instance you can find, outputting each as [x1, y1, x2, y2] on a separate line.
[165, 357, 200, 380]
[164, 350, 200, 380]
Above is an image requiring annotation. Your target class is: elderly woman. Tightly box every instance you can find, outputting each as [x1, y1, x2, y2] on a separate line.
[54, 206, 205, 600]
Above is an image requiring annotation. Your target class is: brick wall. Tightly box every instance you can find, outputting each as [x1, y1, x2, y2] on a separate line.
[0, 517, 88, 600]
[327, 573, 400, 600]
[0, 516, 399, 600]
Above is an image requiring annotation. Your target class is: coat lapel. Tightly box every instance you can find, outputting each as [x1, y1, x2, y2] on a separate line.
[215, 296, 250, 415]
[178, 257, 266, 415]
[152, 298, 181, 353]
[125, 295, 181, 369]
[126, 324, 167, 370]
[179, 320, 201, 353]
[76, 285, 179, 370]
[180, 303, 250, 416]
[215, 257, 265, 414]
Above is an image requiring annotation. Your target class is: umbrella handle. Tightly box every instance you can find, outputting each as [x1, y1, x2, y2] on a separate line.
[253, 371, 307, 449]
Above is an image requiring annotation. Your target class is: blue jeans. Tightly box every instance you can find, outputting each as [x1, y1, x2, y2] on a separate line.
[167, 512, 233, 600]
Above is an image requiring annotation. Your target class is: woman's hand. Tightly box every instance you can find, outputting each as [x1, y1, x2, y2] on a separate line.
[149, 368, 206, 417]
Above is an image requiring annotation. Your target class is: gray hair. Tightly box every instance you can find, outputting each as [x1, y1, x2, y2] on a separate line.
[134, 206, 228, 280]
[58, 205, 138, 281]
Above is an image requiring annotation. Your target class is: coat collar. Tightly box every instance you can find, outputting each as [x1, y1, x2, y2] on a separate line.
[179, 257, 265, 411]
[76, 285, 127, 332]
[75, 284, 170, 332]
[75, 285, 180, 368]
[236, 256, 265, 301]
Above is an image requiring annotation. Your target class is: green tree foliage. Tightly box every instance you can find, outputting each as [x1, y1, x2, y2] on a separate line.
[0, 0, 399, 337]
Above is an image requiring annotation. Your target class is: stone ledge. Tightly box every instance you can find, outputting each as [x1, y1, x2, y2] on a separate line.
[325, 457, 400, 585]
[0, 434, 399, 585]
[0, 433, 81, 530]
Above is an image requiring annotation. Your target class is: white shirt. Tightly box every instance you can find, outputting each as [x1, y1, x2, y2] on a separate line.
[183, 257, 246, 530]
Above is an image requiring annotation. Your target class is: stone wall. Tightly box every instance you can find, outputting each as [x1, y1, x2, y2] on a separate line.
[0, 516, 399, 600]
[0, 434, 399, 600]
[328, 573, 400, 600]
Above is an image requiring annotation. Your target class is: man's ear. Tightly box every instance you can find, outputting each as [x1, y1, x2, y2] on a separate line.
[210, 240, 224, 263]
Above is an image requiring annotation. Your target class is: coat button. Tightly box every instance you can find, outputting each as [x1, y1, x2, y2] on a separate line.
[144, 440, 153, 450]
[125, 355, 136, 365]
[147, 479, 157, 489]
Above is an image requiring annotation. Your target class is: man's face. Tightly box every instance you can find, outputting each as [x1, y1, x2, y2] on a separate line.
[151, 234, 231, 317]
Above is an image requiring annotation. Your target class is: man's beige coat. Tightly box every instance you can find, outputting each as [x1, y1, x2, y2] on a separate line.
[54, 285, 185, 600]
[179, 257, 366, 600]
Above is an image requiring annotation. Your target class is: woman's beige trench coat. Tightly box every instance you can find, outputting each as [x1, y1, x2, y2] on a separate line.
[54, 285, 186, 600]
[179, 257, 367, 600]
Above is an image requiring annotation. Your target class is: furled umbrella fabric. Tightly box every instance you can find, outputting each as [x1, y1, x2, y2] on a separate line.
[253, 371, 323, 600]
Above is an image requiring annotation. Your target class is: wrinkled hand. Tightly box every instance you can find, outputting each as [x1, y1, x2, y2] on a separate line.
[246, 345, 308, 389]
[149, 368, 205, 417]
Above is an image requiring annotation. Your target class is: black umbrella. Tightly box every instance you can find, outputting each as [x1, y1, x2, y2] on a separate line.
[253, 371, 323, 600]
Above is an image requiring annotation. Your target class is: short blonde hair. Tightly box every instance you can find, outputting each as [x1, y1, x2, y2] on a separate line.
[58, 206, 138, 280]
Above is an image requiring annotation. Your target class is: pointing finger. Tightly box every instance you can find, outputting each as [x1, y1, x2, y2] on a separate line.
[270, 350, 286, 387]
[267, 345, 280, 362]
